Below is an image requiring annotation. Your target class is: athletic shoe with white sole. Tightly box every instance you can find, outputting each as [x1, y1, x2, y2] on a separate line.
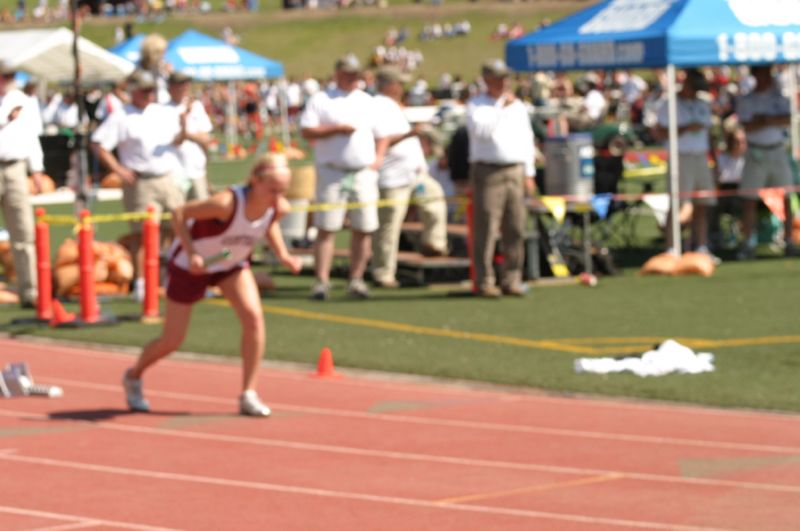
[122, 369, 150, 412]
[239, 390, 271, 417]
[310, 280, 330, 301]
[346, 278, 370, 299]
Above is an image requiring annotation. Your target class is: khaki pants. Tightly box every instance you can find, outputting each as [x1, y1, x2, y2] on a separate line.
[122, 173, 185, 232]
[186, 177, 210, 201]
[372, 173, 448, 284]
[0, 160, 37, 304]
[470, 162, 526, 290]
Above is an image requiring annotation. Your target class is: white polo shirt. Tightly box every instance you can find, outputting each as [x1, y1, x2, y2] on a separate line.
[373, 94, 426, 189]
[656, 96, 711, 154]
[736, 86, 790, 146]
[466, 93, 535, 178]
[0, 88, 44, 172]
[167, 99, 213, 180]
[300, 87, 379, 169]
[91, 102, 182, 176]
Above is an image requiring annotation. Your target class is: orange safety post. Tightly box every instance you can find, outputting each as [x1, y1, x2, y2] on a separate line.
[78, 209, 100, 323]
[142, 206, 160, 319]
[34, 208, 53, 321]
[465, 189, 477, 294]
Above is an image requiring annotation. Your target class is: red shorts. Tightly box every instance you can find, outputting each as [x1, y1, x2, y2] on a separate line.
[166, 263, 246, 304]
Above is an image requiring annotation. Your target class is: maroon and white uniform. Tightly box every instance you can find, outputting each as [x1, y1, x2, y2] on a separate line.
[167, 185, 275, 303]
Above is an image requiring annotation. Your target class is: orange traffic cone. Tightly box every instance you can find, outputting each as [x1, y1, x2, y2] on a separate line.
[49, 299, 76, 327]
[312, 347, 342, 379]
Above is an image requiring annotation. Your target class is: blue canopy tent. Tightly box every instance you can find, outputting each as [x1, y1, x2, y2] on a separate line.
[164, 29, 284, 81]
[164, 30, 287, 149]
[506, 0, 800, 254]
[109, 34, 145, 65]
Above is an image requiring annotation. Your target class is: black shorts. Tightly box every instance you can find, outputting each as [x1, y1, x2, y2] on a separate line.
[166, 263, 246, 304]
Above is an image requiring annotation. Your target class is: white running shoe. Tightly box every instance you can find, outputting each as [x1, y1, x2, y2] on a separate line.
[346, 278, 369, 299]
[239, 390, 271, 417]
[122, 369, 150, 412]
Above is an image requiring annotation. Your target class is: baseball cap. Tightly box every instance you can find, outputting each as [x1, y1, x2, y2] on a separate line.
[335, 54, 361, 74]
[0, 61, 16, 76]
[376, 66, 411, 84]
[168, 71, 193, 84]
[481, 58, 510, 78]
[127, 70, 157, 91]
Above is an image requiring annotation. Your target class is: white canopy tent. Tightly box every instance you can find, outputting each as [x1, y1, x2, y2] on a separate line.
[0, 28, 134, 84]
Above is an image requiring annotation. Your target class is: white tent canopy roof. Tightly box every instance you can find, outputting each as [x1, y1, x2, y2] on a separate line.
[0, 28, 134, 84]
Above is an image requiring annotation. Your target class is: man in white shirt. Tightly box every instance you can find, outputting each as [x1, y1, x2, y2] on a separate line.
[371, 66, 448, 288]
[91, 69, 185, 298]
[654, 69, 715, 255]
[466, 59, 535, 297]
[166, 72, 214, 201]
[735, 64, 796, 259]
[300, 55, 381, 300]
[0, 62, 44, 308]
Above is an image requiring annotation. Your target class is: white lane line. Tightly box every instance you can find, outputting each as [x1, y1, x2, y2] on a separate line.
[35, 377, 800, 456]
[5, 337, 800, 423]
[2, 409, 800, 495]
[0, 506, 178, 531]
[27, 522, 101, 530]
[0, 453, 731, 531]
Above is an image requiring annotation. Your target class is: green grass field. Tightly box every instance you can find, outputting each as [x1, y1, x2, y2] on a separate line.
[1, 158, 799, 414]
[4, 0, 581, 79]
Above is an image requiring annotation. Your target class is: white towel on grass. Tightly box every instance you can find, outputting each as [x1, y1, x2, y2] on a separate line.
[574, 339, 715, 377]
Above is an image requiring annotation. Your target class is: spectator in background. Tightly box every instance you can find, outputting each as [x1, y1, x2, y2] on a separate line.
[654, 68, 715, 256]
[94, 79, 129, 123]
[735, 64, 796, 259]
[710, 126, 746, 249]
[42, 91, 87, 132]
[166, 71, 214, 201]
[138, 33, 171, 104]
[466, 59, 535, 298]
[300, 55, 381, 300]
[0, 62, 43, 308]
[91, 70, 185, 301]
[371, 66, 448, 288]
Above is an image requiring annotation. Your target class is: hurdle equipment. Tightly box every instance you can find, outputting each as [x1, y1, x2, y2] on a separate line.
[0, 362, 63, 398]
[142, 206, 161, 322]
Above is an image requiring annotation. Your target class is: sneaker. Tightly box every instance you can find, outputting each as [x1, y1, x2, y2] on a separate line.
[310, 280, 330, 301]
[347, 278, 370, 299]
[501, 283, 528, 297]
[476, 285, 502, 298]
[695, 246, 722, 266]
[239, 390, 271, 417]
[373, 278, 401, 289]
[122, 369, 150, 412]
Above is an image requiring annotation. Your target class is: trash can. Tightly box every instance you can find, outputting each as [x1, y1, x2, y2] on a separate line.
[544, 133, 595, 200]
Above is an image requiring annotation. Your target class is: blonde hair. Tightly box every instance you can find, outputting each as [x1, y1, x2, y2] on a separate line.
[140, 34, 168, 70]
[251, 152, 289, 181]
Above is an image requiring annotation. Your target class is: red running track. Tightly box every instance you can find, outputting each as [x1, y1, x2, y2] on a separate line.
[1, 337, 800, 530]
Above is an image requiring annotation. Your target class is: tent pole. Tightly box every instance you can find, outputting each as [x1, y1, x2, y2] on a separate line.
[71, 0, 89, 213]
[226, 80, 237, 153]
[278, 77, 291, 149]
[666, 64, 681, 255]
[789, 64, 799, 163]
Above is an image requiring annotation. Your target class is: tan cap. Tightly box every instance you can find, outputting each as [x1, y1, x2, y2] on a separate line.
[0, 61, 16, 76]
[376, 66, 411, 84]
[127, 70, 157, 91]
[168, 71, 193, 84]
[335, 54, 361, 74]
[481, 58, 510, 78]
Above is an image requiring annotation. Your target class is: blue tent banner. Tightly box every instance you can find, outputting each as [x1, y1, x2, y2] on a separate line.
[165, 30, 284, 81]
[507, 0, 800, 71]
[109, 34, 145, 65]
